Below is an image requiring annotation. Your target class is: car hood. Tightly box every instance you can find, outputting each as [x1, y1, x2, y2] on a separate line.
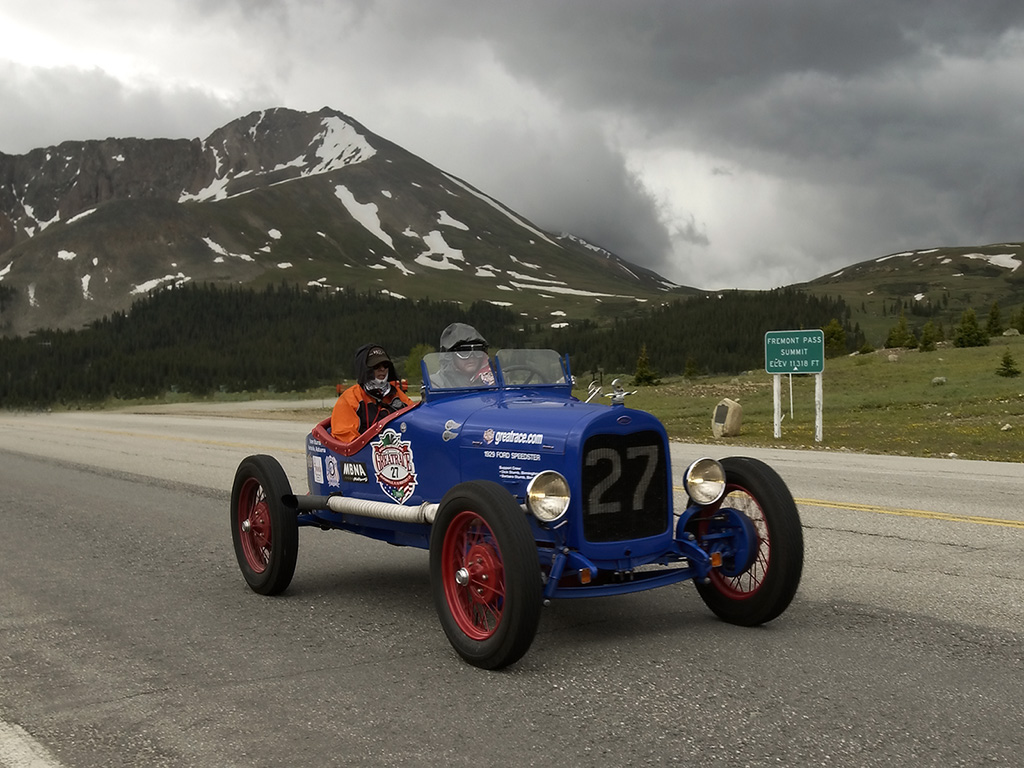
[451, 393, 615, 455]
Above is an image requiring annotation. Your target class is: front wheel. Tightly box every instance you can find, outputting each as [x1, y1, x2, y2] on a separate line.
[430, 481, 542, 669]
[692, 457, 803, 626]
[230, 454, 298, 596]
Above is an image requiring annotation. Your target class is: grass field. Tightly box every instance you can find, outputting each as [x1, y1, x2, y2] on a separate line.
[597, 334, 1024, 462]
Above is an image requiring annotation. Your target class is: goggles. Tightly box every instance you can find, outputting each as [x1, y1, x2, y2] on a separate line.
[453, 344, 487, 360]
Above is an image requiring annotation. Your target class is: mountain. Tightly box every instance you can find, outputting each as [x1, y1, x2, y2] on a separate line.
[0, 107, 686, 337]
[798, 243, 1024, 343]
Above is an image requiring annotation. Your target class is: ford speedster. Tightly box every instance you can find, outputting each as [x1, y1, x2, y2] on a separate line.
[231, 349, 804, 669]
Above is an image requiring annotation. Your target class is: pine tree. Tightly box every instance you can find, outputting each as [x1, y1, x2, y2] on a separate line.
[996, 349, 1021, 378]
[986, 301, 1004, 337]
[953, 308, 989, 348]
[918, 320, 939, 352]
[823, 318, 847, 358]
[884, 311, 917, 348]
[633, 344, 659, 386]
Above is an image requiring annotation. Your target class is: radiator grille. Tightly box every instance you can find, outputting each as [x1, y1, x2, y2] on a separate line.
[580, 431, 668, 542]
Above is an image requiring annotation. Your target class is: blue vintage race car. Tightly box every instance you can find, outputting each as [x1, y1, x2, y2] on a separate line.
[231, 349, 804, 669]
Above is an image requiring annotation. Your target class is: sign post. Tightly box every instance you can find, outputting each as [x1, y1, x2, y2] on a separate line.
[764, 330, 825, 442]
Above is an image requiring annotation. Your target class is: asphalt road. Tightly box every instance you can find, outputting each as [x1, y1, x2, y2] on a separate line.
[0, 408, 1021, 767]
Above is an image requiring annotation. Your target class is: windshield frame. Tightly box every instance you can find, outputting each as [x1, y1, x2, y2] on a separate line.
[420, 348, 572, 398]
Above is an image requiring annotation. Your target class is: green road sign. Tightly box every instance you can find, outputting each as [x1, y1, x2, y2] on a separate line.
[765, 330, 824, 374]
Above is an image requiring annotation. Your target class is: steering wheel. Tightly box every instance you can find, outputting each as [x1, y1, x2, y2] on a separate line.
[500, 364, 548, 386]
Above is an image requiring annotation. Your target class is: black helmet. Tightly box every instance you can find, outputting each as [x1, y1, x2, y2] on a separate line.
[439, 322, 487, 353]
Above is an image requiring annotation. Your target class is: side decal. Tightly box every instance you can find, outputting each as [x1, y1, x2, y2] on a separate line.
[371, 429, 418, 503]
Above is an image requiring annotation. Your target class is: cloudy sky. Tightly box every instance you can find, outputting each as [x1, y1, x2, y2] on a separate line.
[2, 1, 1023, 290]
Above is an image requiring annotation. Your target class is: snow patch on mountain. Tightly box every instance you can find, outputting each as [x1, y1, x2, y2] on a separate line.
[203, 237, 254, 262]
[67, 208, 97, 224]
[132, 273, 191, 295]
[508, 281, 629, 298]
[414, 231, 465, 271]
[437, 210, 469, 230]
[507, 271, 565, 286]
[335, 185, 393, 249]
[381, 256, 414, 276]
[509, 254, 541, 270]
[306, 116, 376, 175]
[963, 252, 1020, 271]
[180, 115, 376, 203]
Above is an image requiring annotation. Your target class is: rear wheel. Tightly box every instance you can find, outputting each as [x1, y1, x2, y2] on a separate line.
[230, 454, 298, 595]
[430, 481, 542, 669]
[692, 457, 803, 625]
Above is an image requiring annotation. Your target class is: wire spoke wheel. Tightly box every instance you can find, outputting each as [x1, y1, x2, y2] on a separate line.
[443, 511, 507, 640]
[693, 457, 803, 626]
[230, 455, 298, 596]
[702, 486, 770, 598]
[430, 481, 542, 669]
[237, 478, 273, 573]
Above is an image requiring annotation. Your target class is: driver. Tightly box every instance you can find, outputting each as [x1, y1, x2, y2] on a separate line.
[433, 322, 495, 388]
[331, 343, 413, 442]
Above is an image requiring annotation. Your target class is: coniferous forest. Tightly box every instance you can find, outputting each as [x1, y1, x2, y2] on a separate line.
[0, 283, 860, 406]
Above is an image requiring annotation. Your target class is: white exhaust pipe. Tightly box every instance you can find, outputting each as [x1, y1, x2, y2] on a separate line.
[284, 493, 438, 524]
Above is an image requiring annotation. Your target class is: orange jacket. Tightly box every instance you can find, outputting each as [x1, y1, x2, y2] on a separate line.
[331, 382, 413, 443]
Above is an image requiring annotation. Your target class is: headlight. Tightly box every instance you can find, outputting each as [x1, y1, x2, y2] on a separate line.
[683, 458, 726, 506]
[526, 471, 571, 522]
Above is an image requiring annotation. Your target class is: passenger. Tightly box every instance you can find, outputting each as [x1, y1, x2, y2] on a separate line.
[433, 322, 495, 388]
[331, 343, 413, 442]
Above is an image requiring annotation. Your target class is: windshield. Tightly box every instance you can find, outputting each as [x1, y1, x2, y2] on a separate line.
[495, 349, 571, 387]
[423, 351, 496, 392]
[422, 349, 571, 393]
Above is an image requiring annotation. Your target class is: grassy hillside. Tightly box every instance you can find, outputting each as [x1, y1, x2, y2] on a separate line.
[799, 244, 1024, 347]
[591, 334, 1024, 462]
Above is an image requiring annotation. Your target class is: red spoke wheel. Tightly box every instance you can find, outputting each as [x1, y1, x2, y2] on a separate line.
[693, 457, 803, 626]
[230, 455, 298, 596]
[430, 481, 542, 669]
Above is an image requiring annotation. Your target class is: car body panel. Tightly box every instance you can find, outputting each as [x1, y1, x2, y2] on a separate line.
[301, 350, 687, 576]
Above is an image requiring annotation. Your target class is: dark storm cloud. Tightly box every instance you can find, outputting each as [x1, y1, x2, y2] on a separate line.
[398, 0, 1024, 115]
[374, 0, 1024, 280]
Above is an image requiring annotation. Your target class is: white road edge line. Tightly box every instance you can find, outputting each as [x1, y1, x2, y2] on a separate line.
[0, 720, 63, 768]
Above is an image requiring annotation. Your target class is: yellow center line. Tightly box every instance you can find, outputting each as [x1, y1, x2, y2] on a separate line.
[673, 485, 1023, 530]
[796, 497, 1024, 530]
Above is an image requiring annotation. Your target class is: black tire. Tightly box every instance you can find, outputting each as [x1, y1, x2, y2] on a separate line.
[230, 454, 298, 596]
[692, 457, 803, 626]
[430, 481, 543, 669]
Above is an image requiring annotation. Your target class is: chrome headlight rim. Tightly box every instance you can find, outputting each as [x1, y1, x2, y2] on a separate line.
[526, 471, 571, 523]
[683, 457, 727, 506]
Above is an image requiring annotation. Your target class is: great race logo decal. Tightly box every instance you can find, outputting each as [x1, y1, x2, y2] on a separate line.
[371, 428, 418, 503]
[483, 428, 543, 446]
[325, 455, 341, 487]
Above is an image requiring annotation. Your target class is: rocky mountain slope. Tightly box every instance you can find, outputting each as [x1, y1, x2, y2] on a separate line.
[0, 107, 683, 336]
